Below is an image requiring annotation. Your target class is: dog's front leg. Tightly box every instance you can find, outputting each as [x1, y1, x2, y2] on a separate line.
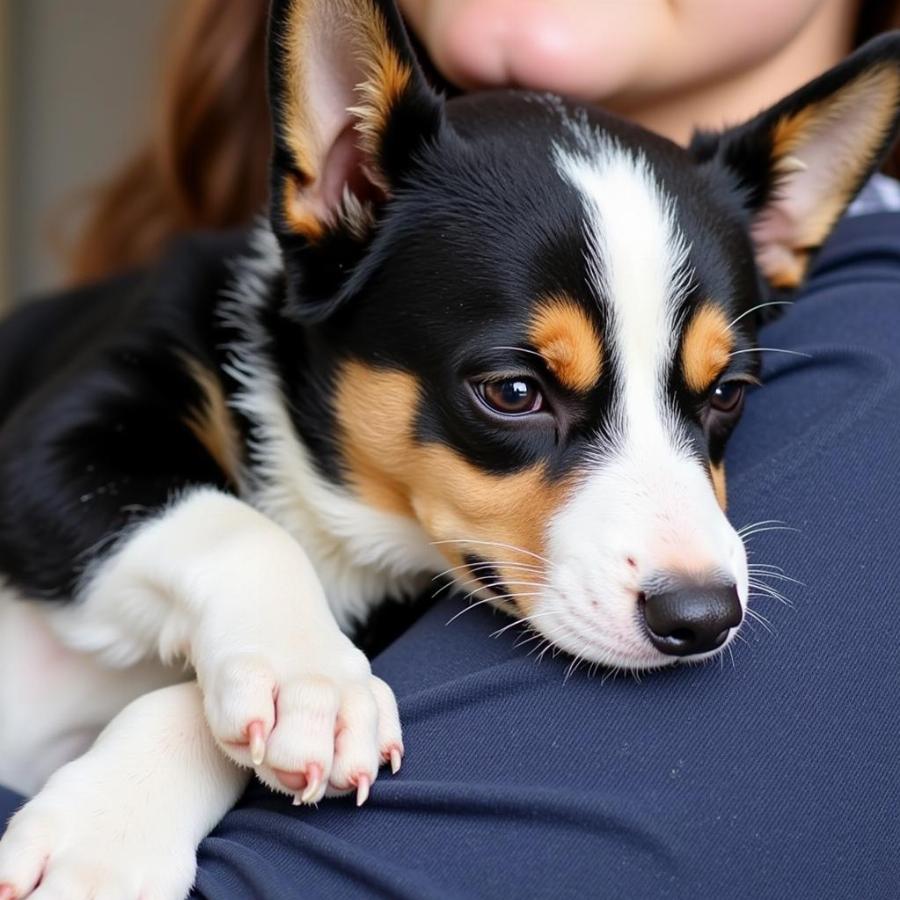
[55, 487, 403, 802]
[0, 682, 245, 900]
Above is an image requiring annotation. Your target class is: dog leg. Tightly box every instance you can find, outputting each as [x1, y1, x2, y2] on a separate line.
[52, 487, 403, 802]
[0, 682, 245, 900]
[0, 590, 185, 796]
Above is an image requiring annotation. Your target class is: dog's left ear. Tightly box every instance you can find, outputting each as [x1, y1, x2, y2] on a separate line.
[267, 0, 444, 244]
[691, 34, 900, 290]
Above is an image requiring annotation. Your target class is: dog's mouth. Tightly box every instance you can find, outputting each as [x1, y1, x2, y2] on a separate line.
[519, 589, 744, 672]
[445, 539, 748, 673]
[461, 554, 511, 598]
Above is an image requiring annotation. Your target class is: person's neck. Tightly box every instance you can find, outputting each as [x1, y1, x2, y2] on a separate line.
[612, 1, 858, 144]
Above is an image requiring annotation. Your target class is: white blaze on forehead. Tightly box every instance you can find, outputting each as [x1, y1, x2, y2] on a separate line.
[523, 130, 748, 671]
[554, 136, 692, 445]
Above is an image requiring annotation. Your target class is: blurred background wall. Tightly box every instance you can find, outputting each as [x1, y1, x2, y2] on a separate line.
[1, 2, 10, 312]
[2, 0, 169, 310]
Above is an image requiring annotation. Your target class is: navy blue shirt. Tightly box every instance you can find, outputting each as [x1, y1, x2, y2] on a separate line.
[3, 208, 899, 899]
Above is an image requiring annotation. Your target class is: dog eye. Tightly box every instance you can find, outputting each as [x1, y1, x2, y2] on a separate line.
[477, 378, 543, 415]
[709, 380, 745, 414]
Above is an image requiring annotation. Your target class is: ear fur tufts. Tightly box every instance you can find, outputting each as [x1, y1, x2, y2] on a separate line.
[268, 0, 442, 245]
[697, 37, 900, 292]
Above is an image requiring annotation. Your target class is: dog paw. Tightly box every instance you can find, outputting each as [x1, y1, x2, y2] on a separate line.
[0, 777, 196, 900]
[200, 634, 403, 805]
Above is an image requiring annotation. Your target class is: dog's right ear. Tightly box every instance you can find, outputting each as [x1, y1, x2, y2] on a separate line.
[267, 0, 444, 246]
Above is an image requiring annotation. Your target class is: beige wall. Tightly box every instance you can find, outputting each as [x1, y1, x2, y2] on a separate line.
[0, 2, 10, 313]
[8, 0, 169, 303]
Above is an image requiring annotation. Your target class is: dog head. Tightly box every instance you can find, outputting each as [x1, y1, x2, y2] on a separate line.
[266, 0, 900, 668]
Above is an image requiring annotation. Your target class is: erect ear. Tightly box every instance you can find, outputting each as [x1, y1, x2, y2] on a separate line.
[267, 0, 444, 244]
[691, 33, 900, 290]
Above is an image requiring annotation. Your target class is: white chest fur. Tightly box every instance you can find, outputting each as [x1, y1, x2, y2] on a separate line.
[221, 225, 445, 631]
[0, 588, 184, 794]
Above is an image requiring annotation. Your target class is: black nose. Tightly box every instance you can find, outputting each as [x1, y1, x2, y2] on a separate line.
[641, 583, 742, 656]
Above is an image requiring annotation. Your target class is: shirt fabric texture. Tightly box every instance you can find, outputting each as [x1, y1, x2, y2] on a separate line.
[1, 201, 899, 899]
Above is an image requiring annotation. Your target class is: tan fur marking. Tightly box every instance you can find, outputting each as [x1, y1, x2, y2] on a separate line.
[771, 106, 817, 167]
[335, 361, 574, 614]
[283, 174, 326, 241]
[529, 296, 603, 392]
[333, 363, 419, 521]
[280, 0, 317, 183]
[181, 357, 242, 485]
[346, 17, 412, 165]
[764, 251, 808, 290]
[710, 462, 727, 510]
[279, 0, 411, 235]
[681, 304, 734, 393]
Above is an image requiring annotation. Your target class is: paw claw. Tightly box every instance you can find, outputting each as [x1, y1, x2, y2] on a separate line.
[301, 764, 324, 804]
[248, 720, 267, 767]
[355, 775, 371, 807]
[203, 647, 402, 811]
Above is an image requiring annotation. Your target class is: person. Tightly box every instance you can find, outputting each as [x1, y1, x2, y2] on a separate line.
[3, 1, 899, 896]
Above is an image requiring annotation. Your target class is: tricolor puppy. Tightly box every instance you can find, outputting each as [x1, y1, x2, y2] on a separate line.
[2, 1, 900, 896]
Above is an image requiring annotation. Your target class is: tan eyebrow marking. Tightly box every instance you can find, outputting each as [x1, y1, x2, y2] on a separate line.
[681, 303, 735, 393]
[528, 295, 603, 392]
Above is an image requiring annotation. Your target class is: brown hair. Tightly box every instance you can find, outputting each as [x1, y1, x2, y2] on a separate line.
[65, 0, 900, 285]
[66, 0, 270, 285]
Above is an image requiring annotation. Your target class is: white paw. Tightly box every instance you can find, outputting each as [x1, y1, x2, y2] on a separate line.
[0, 769, 196, 900]
[200, 633, 404, 805]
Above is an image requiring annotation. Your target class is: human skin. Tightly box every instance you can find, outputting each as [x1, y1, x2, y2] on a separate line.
[397, 0, 860, 144]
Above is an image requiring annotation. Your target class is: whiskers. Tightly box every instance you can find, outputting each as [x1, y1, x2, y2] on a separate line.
[443, 587, 545, 627]
[728, 347, 812, 360]
[429, 526, 803, 680]
[430, 538, 550, 566]
[727, 300, 793, 329]
[430, 537, 551, 632]
[429, 536, 595, 676]
[737, 518, 804, 642]
[430, 559, 541, 602]
[737, 519, 801, 540]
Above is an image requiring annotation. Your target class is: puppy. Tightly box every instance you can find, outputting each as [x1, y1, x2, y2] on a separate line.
[2, 1, 900, 896]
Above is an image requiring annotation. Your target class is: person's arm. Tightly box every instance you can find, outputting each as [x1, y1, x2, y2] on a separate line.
[193, 211, 900, 899]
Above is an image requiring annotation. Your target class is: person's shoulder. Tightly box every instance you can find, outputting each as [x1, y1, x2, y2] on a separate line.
[810, 183, 900, 285]
[846, 173, 900, 218]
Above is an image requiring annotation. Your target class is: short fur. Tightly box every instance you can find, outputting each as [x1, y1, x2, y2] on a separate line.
[2, 3, 900, 896]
